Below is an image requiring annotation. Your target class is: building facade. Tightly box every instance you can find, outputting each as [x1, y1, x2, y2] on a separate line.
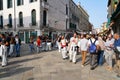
[107, 0, 120, 34]
[68, 0, 90, 33]
[0, 0, 69, 43]
[0, 0, 90, 43]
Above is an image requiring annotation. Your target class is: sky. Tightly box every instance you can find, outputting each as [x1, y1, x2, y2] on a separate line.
[74, 0, 108, 28]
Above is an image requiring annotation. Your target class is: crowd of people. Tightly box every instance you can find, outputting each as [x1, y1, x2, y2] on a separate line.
[0, 33, 21, 67]
[0, 32, 120, 78]
[57, 32, 120, 78]
[0, 34, 54, 67]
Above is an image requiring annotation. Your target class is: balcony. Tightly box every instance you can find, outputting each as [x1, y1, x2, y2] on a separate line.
[17, 24, 24, 27]
[42, 1, 49, 10]
[40, 24, 49, 30]
[29, 23, 38, 26]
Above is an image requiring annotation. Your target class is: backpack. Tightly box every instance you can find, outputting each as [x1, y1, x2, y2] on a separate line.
[89, 39, 97, 53]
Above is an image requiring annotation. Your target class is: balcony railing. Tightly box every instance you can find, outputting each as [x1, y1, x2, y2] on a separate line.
[29, 22, 38, 27]
[17, 24, 24, 27]
[42, 1, 49, 10]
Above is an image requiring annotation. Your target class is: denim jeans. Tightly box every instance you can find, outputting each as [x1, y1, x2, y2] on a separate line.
[98, 50, 104, 65]
[29, 44, 35, 53]
[15, 44, 20, 55]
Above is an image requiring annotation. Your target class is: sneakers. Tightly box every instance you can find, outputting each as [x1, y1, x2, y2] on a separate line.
[70, 60, 72, 62]
[117, 74, 120, 78]
[90, 67, 95, 70]
[16, 55, 20, 57]
[81, 64, 84, 67]
[73, 62, 76, 64]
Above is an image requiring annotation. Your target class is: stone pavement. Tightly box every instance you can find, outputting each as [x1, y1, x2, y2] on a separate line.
[0, 44, 120, 80]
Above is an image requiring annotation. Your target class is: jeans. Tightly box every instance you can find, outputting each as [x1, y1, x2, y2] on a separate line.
[98, 50, 104, 65]
[15, 44, 20, 56]
[29, 43, 35, 53]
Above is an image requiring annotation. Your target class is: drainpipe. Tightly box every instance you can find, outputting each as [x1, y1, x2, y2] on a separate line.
[14, 0, 16, 33]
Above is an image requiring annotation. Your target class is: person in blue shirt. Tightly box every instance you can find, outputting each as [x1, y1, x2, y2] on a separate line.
[114, 33, 120, 78]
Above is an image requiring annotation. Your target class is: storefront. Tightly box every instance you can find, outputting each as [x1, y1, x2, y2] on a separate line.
[18, 30, 37, 43]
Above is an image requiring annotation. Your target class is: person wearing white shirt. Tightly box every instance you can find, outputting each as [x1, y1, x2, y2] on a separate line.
[78, 34, 88, 67]
[104, 34, 114, 71]
[60, 35, 68, 60]
[69, 32, 78, 64]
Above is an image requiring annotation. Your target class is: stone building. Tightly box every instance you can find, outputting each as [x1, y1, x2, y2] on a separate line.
[0, 0, 90, 43]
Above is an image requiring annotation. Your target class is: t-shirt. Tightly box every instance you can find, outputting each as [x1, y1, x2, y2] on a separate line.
[37, 39, 41, 46]
[15, 38, 19, 44]
[114, 38, 120, 47]
[70, 37, 78, 46]
[78, 38, 88, 51]
[61, 39, 67, 47]
[88, 38, 99, 46]
[105, 38, 114, 50]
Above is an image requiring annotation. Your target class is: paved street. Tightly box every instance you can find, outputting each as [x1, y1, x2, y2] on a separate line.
[0, 44, 119, 80]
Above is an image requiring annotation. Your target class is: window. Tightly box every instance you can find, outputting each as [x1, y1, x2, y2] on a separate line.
[0, 0, 3, 10]
[7, 0, 12, 8]
[31, 9, 36, 25]
[30, 0, 37, 3]
[8, 14, 12, 28]
[17, 0, 23, 6]
[0, 16, 3, 29]
[66, 4, 68, 15]
[43, 10, 47, 26]
[19, 12, 23, 26]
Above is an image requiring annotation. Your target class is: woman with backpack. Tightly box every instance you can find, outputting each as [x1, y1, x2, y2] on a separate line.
[88, 34, 99, 70]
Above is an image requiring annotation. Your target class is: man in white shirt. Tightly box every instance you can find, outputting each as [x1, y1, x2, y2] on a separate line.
[78, 34, 88, 67]
[69, 32, 78, 64]
[104, 34, 114, 71]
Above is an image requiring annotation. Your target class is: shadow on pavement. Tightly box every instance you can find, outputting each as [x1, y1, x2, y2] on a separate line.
[8, 56, 42, 65]
[0, 67, 33, 79]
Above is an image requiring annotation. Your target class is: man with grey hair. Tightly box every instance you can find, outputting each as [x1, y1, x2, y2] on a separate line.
[114, 33, 120, 78]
